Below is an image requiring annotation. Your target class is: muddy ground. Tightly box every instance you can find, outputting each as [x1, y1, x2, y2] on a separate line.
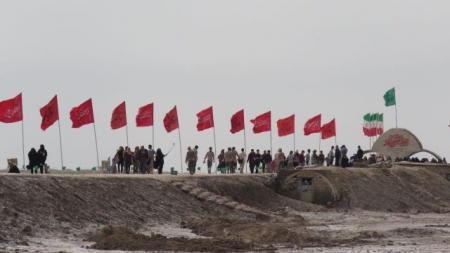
[0, 165, 450, 252]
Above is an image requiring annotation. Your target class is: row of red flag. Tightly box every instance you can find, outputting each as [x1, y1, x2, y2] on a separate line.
[0, 94, 336, 139]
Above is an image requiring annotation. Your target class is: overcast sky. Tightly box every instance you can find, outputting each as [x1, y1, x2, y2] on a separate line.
[1, 1, 449, 171]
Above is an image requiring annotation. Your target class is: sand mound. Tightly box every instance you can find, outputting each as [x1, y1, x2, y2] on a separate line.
[336, 165, 450, 212]
[191, 175, 324, 213]
[89, 225, 253, 252]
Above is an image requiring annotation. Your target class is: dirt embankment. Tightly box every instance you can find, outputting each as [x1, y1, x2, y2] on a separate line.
[335, 165, 450, 213]
[0, 174, 320, 247]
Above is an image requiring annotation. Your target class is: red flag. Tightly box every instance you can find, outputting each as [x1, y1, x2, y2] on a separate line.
[230, 109, 245, 134]
[70, 98, 94, 128]
[277, 114, 295, 137]
[0, 93, 23, 123]
[136, 103, 154, 127]
[321, 119, 336, 140]
[250, 111, 271, 134]
[163, 106, 179, 133]
[196, 106, 214, 131]
[40, 95, 59, 131]
[304, 114, 321, 136]
[111, 101, 127, 130]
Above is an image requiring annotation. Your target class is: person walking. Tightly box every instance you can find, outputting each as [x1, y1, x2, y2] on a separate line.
[217, 149, 225, 172]
[238, 148, 246, 174]
[335, 145, 341, 167]
[203, 147, 215, 174]
[185, 146, 197, 175]
[254, 149, 262, 173]
[327, 146, 335, 166]
[155, 148, 165, 174]
[356, 146, 364, 162]
[230, 147, 238, 173]
[124, 147, 134, 174]
[194, 145, 199, 170]
[299, 150, 306, 167]
[37, 144, 48, 174]
[138, 145, 149, 174]
[27, 148, 39, 174]
[116, 146, 125, 174]
[275, 148, 285, 172]
[261, 150, 267, 173]
[341, 145, 349, 168]
[247, 149, 256, 173]
[148, 145, 155, 174]
[305, 149, 311, 166]
[318, 151, 325, 165]
[133, 146, 140, 174]
[286, 151, 294, 169]
[293, 151, 300, 168]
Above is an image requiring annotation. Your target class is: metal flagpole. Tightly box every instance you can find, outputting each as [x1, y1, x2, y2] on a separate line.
[270, 129, 273, 157]
[93, 123, 100, 170]
[319, 132, 322, 151]
[125, 125, 129, 147]
[21, 119, 25, 169]
[395, 104, 398, 128]
[244, 127, 247, 174]
[293, 114, 296, 152]
[294, 130, 296, 152]
[58, 120, 64, 170]
[213, 126, 218, 173]
[178, 128, 183, 174]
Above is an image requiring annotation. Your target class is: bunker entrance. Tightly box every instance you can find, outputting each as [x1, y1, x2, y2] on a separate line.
[299, 178, 313, 203]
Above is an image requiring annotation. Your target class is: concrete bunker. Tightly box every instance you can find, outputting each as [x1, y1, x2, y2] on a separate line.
[276, 169, 341, 205]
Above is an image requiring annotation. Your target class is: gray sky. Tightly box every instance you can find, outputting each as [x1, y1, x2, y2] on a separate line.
[1, 1, 449, 170]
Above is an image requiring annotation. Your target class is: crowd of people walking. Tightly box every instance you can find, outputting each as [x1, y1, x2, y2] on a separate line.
[110, 143, 357, 175]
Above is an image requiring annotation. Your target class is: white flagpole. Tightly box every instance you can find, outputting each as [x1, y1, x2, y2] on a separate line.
[93, 123, 100, 170]
[395, 104, 398, 128]
[294, 114, 296, 152]
[125, 125, 129, 147]
[270, 129, 273, 157]
[178, 127, 183, 174]
[294, 130, 296, 152]
[213, 126, 218, 173]
[319, 132, 322, 151]
[244, 127, 247, 174]
[58, 120, 64, 170]
[21, 120, 25, 169]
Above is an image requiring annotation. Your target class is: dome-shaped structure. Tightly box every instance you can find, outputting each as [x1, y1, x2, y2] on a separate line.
[370, 128, 441, 160]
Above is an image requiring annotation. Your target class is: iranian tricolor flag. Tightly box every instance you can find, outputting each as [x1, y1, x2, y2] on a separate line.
[363, 113, 384, 137]
[376, 113, 384, 135]
[370, 113, 378, 136]
[363, 113, 372, 136]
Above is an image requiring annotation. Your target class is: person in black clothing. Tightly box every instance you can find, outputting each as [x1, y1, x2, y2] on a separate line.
[124, 147, 133, 174]
[334, 146, 341, 167]
[8, 162, 20, 173]
[155, 148, 165, 174]
[254, 149, 261, 173]
[116, 146, 124, 174]
[247, 149, 256, 173]
[356, 146, 364, 161]
[27, 148, 40, 174]
[37, 144, 48, 174]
